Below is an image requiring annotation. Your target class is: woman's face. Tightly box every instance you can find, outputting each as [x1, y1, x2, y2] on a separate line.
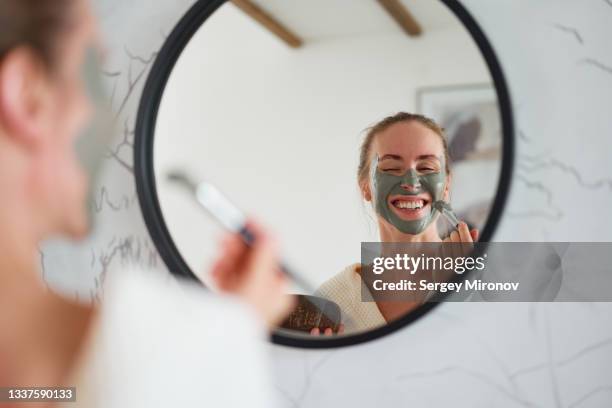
[364, 121, 450, 237]
[35, 1, 96, 238]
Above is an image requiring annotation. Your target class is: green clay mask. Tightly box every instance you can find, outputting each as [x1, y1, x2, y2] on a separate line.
[370, 156, 447, 235]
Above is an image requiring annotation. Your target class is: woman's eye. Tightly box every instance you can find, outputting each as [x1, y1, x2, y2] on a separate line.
[381, 168, 401, 173]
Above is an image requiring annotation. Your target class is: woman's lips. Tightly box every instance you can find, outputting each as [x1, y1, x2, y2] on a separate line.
[387, 195, 431, 221]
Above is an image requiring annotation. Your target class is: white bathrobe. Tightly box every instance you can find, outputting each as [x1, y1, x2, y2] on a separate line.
[64, 269, 275, 408]
[316, 264, 387, 333]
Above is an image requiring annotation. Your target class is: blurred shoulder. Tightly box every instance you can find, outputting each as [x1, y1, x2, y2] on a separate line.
[67, 267, 273, 407]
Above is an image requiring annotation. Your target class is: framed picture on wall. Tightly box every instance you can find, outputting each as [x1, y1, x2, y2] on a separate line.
[416, 83, 501, 164]
[416, 83, 502, 232]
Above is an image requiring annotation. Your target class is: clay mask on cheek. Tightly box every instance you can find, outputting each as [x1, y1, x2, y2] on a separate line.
[369, 156, 446, 235]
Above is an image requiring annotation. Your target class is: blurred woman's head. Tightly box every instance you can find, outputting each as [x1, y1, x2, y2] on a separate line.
[357, 112, 451, 241]
[0, 0, 95, 239]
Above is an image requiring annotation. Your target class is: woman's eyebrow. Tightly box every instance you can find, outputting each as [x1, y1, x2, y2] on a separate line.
[379, 154, 440, 162]
[416, 154, 440, 161]
[379, 154, 403, 161]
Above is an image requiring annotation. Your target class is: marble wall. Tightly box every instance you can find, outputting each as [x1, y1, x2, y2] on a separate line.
[41, 0, 612, 406]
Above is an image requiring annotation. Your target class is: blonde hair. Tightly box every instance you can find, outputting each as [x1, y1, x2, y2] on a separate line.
[357, 112, 450, 188]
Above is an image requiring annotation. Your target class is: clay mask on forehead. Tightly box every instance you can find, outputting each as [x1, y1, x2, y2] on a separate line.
[369, 155, 446, 235]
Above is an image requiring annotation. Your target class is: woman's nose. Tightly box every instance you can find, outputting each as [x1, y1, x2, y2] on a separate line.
[400, 169, 421, 191]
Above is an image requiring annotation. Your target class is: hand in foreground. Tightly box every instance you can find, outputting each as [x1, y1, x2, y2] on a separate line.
[210, 221, 295, 328]
[441, 221, 479, 257]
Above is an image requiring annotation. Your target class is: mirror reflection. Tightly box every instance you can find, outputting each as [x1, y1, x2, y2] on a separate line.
[154, 0, 503, 337]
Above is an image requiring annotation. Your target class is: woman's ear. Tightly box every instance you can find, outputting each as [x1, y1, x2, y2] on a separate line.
[444, 172, 452, 201]
[360, 180, 372, 202]
[0, 47, 49, 148]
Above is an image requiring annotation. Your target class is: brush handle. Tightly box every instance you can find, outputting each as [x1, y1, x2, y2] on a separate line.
[167, 171, 315, 293]
[442, 208, 460, 227]
[433, 200, 460, 228]
[237, 226, 314, 292]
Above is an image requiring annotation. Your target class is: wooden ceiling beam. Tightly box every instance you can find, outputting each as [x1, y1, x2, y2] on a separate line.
[376, 0, 423, 37]
[230, 0, 303, 48]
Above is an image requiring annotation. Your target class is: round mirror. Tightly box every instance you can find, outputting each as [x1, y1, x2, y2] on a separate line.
[135, 0, 513, 347]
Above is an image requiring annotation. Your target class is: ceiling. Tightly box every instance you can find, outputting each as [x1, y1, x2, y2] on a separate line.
[247, 0, 461, 41]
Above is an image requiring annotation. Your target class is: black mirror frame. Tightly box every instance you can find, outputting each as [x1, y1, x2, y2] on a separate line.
[134, 0, 514, 349]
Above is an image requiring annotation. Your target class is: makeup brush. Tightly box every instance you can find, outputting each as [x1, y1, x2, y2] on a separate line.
[166, 170, 315, 293]
[433, 200, 460, 228]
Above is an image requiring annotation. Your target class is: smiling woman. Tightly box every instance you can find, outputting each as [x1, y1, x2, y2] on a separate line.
[363, 113, 450, 240]
[137, 0, 514, 348]
[315, 112, 479, 333]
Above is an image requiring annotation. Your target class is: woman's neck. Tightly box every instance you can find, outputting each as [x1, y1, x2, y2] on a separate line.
[373, 217, 441, 322]
[378, 220, 441, 243]
[0, 249, 94, 387]
[0, 161, 94, 388]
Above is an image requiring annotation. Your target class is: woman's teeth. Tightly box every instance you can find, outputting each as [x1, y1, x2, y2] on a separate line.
[393, 200, 424, 210]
